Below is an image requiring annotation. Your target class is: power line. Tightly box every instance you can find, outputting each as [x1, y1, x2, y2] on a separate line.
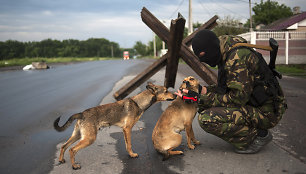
[207, 0, 248, 19]
[196, 0, 212, 17]
[169, 0, 185, 19]
[232, 0, 256, 4]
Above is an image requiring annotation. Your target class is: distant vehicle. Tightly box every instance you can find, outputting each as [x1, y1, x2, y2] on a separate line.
[123, 51, 129, 60]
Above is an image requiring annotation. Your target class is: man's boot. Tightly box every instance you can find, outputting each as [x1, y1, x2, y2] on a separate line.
[234, 130, 273, 154]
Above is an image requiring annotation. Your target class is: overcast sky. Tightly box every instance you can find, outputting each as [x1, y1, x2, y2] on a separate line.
[0, 0, 305, 48]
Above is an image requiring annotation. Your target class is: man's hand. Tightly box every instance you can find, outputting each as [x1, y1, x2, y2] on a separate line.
[175, 89, 199, 104]
[201, 86, 207, 95]
[174, 86, 207, 97]
[174, 86, 207, 104]
[174, 89, 188, 98]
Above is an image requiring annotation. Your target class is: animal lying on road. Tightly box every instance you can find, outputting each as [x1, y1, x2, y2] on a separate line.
[54, 82, 176, 170]
[152, 76, 201, 160]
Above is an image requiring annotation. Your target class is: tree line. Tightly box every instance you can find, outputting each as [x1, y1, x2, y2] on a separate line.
[0, 38, 122, 60]
[1, 1, 293, 59]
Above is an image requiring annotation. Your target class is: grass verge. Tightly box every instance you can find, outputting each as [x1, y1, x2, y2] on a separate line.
[276, 64, 306, 77]
[0, 57, 114, 68]
[1, 58, 305, 77]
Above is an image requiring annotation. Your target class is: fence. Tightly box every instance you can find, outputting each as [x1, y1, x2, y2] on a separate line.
[239, 31, 306, 64]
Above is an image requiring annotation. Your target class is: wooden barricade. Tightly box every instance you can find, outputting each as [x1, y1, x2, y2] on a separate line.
[114, 7, 218, 100]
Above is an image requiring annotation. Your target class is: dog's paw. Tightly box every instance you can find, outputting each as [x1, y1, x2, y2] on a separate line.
[129, 152, 139, 158]
[188, 144, 195, 150]
[72, 163, 81, 170]
[194, 140, 201, 145]
[58, 159, 66, 164]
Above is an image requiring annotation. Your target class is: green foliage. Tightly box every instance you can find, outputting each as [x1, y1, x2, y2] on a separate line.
[0, 40, 25, 59]
[252, 0, 293, 26]
[0, 38, 122, 60]
[147, 36, 165, 57]
[134, 41, 148, 56]
[213, 16, 248, 36]
[276, 64, 306, 77]
[243, 19, 254, 30]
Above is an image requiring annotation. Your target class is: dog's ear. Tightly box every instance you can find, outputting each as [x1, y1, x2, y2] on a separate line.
[146, 82, 156, 94]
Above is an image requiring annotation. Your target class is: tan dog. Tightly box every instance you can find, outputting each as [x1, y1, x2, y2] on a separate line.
[152, 76, 201, 160]
[54, 82, 175, 170]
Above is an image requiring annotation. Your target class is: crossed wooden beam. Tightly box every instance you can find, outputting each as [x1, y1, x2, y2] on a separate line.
[114, 7, 218, 100]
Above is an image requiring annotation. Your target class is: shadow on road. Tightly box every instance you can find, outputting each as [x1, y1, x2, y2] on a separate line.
[111, 102, 188, 174]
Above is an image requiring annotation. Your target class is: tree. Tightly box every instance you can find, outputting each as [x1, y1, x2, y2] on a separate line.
[58, 39, 81, 57]
[146, 35, 165, 57]
[213, 16, 248, 36]
[0, 40, 25, 59]
[110, 42, 121, 57]
[133, 41, 147, 56]
[251, 0, 293, 26]
[0, 38, 122, 59]
[38, 39, 62, 57]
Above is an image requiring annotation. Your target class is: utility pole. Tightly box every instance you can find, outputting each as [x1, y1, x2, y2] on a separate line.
[249, 0, 253, 32]
[188, 0, 193, 35]
[111, 44, 114, 58]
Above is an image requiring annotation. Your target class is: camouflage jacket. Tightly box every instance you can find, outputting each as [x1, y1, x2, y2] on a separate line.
[198, 35, 287, 115]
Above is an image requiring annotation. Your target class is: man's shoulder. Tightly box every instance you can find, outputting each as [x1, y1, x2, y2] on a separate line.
[219, 35, 247, 55]
[225, 47, 258, 69]
[219, 35, 247, 46]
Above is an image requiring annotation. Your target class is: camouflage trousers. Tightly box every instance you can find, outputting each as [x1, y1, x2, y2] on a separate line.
[198, 105, 282, 149]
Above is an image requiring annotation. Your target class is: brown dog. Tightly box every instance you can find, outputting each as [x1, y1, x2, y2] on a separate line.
[152, 76, 201, 160]
[54, 82, 175, 170]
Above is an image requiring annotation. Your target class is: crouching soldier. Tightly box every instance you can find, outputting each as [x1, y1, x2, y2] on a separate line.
[175, 29, 287, 153]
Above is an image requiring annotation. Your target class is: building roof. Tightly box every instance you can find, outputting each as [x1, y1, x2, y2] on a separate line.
[264, 11, 306, 31]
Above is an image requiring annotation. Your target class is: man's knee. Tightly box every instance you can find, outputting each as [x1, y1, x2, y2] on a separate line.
[198, 109, 223, 134]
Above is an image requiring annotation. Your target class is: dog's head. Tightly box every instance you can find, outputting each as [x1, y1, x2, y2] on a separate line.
[146, 82, 176, 101]
[180, 76, 200, 93]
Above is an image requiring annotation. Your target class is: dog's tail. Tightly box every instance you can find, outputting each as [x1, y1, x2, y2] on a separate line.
[53, 113, 83, 132]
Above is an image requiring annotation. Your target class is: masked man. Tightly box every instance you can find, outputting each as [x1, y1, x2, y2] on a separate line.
[175, 29, 287, 153]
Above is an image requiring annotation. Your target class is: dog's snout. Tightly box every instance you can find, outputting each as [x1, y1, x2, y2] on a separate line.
[167, 95, 177, 101]
[183, 80, 191, 88]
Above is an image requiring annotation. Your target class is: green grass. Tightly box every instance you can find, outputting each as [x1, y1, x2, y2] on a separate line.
[0, 57, 114, 68]
[199, 64, 306, 77]
[1, 57, 305, 77]
[276, 64, 306, 77]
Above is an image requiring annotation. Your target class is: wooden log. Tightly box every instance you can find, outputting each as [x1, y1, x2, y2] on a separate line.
[141, 7, 170, 43]
[113, 54, 168, 100]
[114, 8, 218, 100]
[164, 14, 186, 88]
[141, 7, 217, 84]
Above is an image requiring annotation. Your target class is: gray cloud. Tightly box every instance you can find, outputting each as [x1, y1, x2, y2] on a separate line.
[0, 0, 305, 48]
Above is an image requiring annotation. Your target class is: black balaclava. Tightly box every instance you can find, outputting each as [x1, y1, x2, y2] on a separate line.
[192, 29, 221, 67]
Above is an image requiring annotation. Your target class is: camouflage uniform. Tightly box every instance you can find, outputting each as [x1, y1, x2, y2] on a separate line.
[198, 35, 287, 149]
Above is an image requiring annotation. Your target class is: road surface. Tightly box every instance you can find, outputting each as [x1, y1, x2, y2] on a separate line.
[0, 60, 146, 173]
[0, 59, 305, 174]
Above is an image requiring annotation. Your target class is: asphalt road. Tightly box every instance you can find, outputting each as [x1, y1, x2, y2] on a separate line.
[1, 59, 306, 174]
[0, 60, 147, 174]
